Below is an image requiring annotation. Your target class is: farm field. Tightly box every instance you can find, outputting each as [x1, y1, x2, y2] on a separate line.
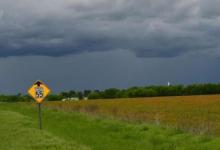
[1, 95, 220, 149]
[44, 95, 220, 136]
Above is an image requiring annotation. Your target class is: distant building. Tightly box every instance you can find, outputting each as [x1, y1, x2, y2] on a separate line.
[62, 97, 79, 102]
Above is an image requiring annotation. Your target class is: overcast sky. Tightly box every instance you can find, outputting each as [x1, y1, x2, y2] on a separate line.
[0, 0, 220, 94]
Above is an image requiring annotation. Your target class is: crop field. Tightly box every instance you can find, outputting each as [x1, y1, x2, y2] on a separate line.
[44, 95, 220, 136]
[1, 95, 220, 149]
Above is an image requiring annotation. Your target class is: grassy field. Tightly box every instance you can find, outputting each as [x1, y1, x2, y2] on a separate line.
[1, 95, 220, 149]
[44, 95, 220, 135]
[0, 104, 89, 150]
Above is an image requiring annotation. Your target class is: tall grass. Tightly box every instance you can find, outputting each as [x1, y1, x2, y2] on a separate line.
[2, 103, 220, 150]
[0, 110, 89, 150]
[44, 95, 220, 136]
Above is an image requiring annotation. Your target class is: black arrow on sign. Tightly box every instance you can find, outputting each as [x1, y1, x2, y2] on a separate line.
[35, 81, 42, 87]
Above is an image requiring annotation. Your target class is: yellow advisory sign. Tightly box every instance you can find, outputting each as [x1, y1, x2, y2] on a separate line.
[28, 80, 51, 103]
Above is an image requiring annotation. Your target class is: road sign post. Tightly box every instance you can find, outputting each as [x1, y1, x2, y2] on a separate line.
[28, 80, 51, 130]
[38, 103, 42, 129]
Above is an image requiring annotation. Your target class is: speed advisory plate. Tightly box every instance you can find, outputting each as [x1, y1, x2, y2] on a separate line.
[28, 80, 51, 103]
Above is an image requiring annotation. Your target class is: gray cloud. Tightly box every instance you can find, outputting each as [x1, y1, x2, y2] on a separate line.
[1, 50, 220, 94]
[0, 0, 220, 58]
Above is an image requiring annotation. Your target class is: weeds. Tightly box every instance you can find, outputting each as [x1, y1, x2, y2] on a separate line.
[44, 95, 220, 136]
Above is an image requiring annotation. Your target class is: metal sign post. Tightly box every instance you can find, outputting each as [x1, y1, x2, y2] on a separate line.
[38, 103, 42, 130]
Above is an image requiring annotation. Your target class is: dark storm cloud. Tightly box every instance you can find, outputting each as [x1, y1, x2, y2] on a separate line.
[1, 50, 220, 94]
[0, 0, 220, 58]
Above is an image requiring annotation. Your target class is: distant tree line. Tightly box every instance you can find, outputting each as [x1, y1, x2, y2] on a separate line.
[1, 83, 220, 102]
[0, 90, 91, 102]
[0, 94, 31, 102]
[46, 90, 90, 101]
[87, 83, 220, 99]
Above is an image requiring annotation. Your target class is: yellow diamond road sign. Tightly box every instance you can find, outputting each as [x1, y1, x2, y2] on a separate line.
[28, 80, 51, 103]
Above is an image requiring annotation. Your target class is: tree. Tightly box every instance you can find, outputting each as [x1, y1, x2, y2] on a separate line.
[103, 88, 120, 99]
[69, 90, 77, 97]
[60, 92, 69, 98]
[88, 92, 102, 99]
[84, 90, 91, 97]
[77, 92, 84, 100]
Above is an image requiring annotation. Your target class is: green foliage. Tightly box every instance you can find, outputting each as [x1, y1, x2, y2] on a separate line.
[60, 90, 85, 100]
[0, 109, 89, 150]
[83, 90, 92, 97]
[1, 83, 220, 102]
[1, 103, 220, 150]
[88, 83, 220, 99]
[102, 88, 120, 99]
[77, 92, 84, 100]
[0, 94, 31, 102]
[88, 92, 102, 99]
[46, 94, 63, 101]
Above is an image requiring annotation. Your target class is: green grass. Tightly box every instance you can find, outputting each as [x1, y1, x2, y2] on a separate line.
[1, 103, 220, 150]
[0, 108, 89, 150]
